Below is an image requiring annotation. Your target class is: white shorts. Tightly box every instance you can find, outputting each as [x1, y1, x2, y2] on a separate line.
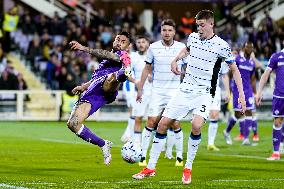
[163, 90, 213, 121]
[209, 89, 221, 111]
[147, 90, 176, 117]
[133, 92, 151, 117]
[124, 91, 136, 108]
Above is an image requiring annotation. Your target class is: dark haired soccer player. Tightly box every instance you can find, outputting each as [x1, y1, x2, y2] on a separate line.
[67, 31, 132, 165]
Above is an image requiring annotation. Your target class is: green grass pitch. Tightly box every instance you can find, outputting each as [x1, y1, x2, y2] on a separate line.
[0, 121, 283, 188]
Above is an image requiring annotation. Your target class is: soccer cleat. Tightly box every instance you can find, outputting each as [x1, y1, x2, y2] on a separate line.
[223, 130, 232, 145]
[120, 51, 132, 77]
[124, 66, 132, 77]
[138, 157, 147, 166]
[132, 168, 156, 180]
[207, 145, 220, 151]
[101, 140, 113, 165]
[280, 143, 284, 154]
[175, 157, 184, 166]
[234, 134, 244, 141]
[241, 138, 250, 145]
[252, 134, 259, 142]
[267, 153, 280, 160]
[182, 168, 192, 185]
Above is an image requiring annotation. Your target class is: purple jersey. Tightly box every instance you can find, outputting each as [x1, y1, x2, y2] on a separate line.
[232, 54, 255, 95]
[91, 50, 124, 80]
[232, 54, 255, 110]
[267, 50, 284, 97]
[77, 50, 125, 117]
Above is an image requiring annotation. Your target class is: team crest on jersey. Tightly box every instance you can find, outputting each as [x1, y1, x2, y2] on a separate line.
[274, 110, 280, 115]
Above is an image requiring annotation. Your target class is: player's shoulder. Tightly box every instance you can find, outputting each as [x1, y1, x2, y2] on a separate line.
[189, 32, 199, 38]
[211, 35, 230, 47]
[271, 50, 284, 60]
[173, 40, 186, 48]
[149, 40, 163, 48]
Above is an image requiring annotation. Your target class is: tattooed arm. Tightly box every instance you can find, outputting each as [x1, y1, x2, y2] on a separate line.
[69, 41, 120, 62]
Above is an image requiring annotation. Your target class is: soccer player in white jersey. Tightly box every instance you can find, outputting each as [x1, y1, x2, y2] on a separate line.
[136, 19, 187, 167]
[207, 63, 230, 151]
[127, 36, 152, 162]
[132, 10, 246, 184]
[120, 77, 136, 143]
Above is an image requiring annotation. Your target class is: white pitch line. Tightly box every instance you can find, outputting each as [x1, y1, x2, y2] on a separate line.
[213, 178, 284, 182]
[0, 183, 29, 189]
[40, 138, 121, 147]
[213, 153, 284, 162]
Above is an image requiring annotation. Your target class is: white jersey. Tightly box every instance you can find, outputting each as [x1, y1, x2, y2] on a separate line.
[130, 51, 152, 95]
[145, 40, 187, 95]
[180, 32, 235, 97]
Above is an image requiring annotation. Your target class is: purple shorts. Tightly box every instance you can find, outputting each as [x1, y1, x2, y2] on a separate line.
[233, 91, 255, 111]
[272, 97, 284, 117]
[76, 76, 117, 117]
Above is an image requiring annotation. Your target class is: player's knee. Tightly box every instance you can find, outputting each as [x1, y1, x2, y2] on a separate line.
[171, 121, 180, 130]
[67, 117, 81, 133]
[210, 111, 219, 120]
[245, 110, 252, 116]
[274, 119, 282, 128]
[157, 117, 171, 133]
[147, 117, 156, 128]
[191, 122, 202, 135]
[235, 111, 244, 119]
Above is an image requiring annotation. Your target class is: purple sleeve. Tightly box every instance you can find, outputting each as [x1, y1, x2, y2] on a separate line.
[267, 53, 278, 70]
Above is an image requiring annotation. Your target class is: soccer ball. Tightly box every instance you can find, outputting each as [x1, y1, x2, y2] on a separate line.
[121, 141, 142, 163]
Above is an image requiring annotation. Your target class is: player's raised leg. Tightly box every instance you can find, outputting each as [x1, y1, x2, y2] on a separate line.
[67, 102, 112, 165]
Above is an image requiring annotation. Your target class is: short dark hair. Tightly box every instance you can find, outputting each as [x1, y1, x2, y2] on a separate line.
[135, 35, 150, 42]
[118, 31, 131, 43]
[161, 19, 176, 29]
[244, 41, 254, 48]
[195, 10, 214, 20]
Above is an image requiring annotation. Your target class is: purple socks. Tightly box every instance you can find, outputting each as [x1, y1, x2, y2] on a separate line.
[77, 125, 105, 147]
[273, 126, 282, 152]
[226, 116, 237, 133]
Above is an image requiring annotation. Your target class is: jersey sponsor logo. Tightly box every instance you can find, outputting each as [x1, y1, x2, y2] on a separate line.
[239, 65, 254, 71]
[277, 62, 284, 66]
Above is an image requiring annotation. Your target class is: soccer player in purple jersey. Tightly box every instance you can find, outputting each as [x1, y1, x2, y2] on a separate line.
[256, 47, 284, 160]
[67, 31, 132, 165]
[223, 42, 257, 145]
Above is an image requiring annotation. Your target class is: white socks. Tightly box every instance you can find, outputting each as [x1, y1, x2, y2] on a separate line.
[147, 133, 167, 170]
[174, 128, 183, 159]
[141, 126, 154, 158]
[208, 120, 218, 146]
[185, 133, 201, 170]
[166, 129, 175, 157]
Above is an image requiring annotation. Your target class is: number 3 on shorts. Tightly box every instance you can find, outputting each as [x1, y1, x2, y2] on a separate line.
[200, 105, 206, 112]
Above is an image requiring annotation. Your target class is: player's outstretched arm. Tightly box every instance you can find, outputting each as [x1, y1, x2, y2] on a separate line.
[72, 80, 92, 95]
[171, 47, 189, 75]
[229, 62, 246, 113]
[221, 74, 230, 103]
[136, 63, 152, 102]
[255, 69, 272, 106]
[69, 41, 120, 62]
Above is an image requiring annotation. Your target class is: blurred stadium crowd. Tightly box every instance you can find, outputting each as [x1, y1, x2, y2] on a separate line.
[0, 0, 283, 91]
